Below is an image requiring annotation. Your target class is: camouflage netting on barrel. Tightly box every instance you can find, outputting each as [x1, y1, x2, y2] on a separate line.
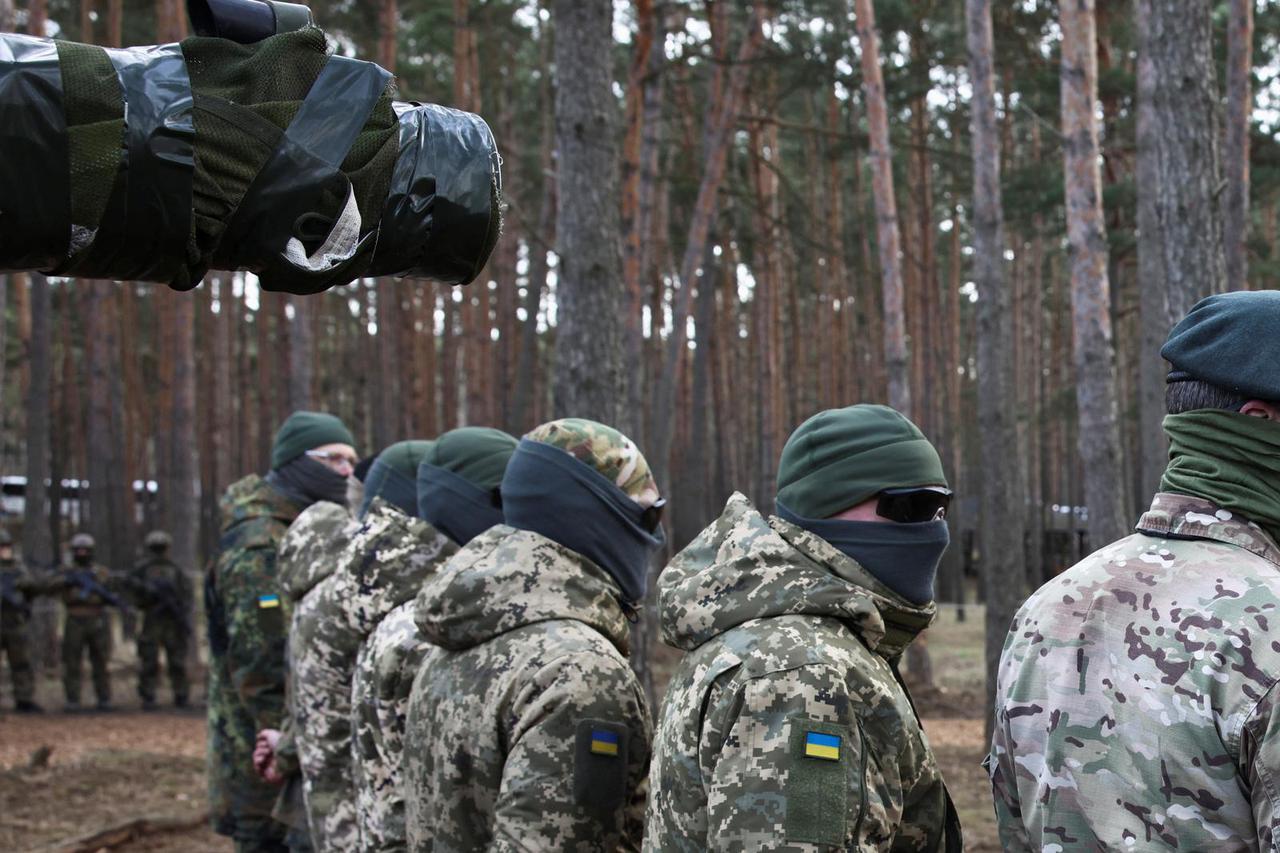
[0, 26, 501, 294]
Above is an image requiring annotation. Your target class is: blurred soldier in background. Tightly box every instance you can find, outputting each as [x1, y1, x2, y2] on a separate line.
[130, 530, 192, 710]
[59, 532, 122, 712]
[0, 528, 42, 713]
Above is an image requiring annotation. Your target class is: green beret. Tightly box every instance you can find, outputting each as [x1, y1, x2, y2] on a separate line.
[422, 427, 518, 491]
[1162, 291, 1280, 401]
[271, 410, 357, 469]
[776, 404, 948, 519]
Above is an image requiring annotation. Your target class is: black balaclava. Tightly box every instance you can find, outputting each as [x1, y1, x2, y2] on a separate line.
[266, 454, 350, 508]
[775, 502, 949, 605]
[501, 438, 664, 605]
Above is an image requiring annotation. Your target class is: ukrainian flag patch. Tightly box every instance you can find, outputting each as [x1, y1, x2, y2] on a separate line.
[804, 731, 841, 761]
[258, 594, 281, 609]
[589, 728, 620, 757]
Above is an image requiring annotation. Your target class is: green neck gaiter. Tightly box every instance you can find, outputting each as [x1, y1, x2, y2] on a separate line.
[1160, 410, 1280, 544]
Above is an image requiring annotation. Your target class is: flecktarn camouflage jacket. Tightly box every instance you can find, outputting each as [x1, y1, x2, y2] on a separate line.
[989, 492, 1280, 851]
[206, 474, 302, 839]
[291, 497, 454, 852]
[403, 524, 651, 852]
[645, 492, 954, 853]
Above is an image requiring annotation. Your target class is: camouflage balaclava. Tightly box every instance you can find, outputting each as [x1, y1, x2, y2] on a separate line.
[359, 440, 435, 519]
[417, 427, 518, 546]
[500, 418, 664, 605]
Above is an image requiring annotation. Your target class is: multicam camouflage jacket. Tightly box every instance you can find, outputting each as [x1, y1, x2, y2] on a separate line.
[403, 525, 652, 852]
[205, 474, 303, 840]
[292, 498, 455, 852]
[645, 492, 955, 853]
[351, 597, 439, 851]
[989, 492, 1280, 851]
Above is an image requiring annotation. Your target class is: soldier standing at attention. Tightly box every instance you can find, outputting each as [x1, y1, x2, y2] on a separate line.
[59, 532, 122, 712]
[645, 404, 962, 852]
[206, 410, 356, 853]
[0, 528, 42, 713]
[989, 291, 1280, 849]
[351, 426, 518, 851]
[403, 419, 665, 852]
[131, 529, 192, 710]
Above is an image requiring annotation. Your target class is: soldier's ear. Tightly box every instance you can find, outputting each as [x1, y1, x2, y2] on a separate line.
[1240, 400, 1280, 421]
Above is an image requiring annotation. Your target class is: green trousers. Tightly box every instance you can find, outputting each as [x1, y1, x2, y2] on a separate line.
[137, 614, 189, 703]
[0, 618, 35, 702]
[62, 611, 112, 703]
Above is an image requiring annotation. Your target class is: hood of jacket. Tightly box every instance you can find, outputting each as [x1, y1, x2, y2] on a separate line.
[413, 524, 632, 656]
[278, 500, 356, 602]
[659, 492, 935, 660]
[218, 474, 304, 546]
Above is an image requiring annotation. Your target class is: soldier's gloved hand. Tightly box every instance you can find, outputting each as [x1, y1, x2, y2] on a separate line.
[253, 728, 285, 786]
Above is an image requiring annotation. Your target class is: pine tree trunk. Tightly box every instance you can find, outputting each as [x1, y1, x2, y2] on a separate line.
[23, 275, 53, 566]
[1060, 0, 1130, 551]
[1135, 0, 1170, 507]
[968, 0, 1027, 735]
[169, 291, 199, 580]
[549, 0, 625, 424]
[1224, 0, 1253, 290]
[853, 0, 909, 415]
[288, 296, 314, 411]
[1145, 0, 1226, 310]
[648, 4, 764, 489]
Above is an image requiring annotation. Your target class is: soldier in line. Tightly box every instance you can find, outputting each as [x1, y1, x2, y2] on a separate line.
[59, 532, 122, 712]
[404, 419, 664, 852]
[206, 410, 357, 853]
[129, 530, 192, 710]
[989, 291, 1280, 849]
[351, 426, 518, 851]
[644, 404, 962, 851]
[287, 439, 451, 851]
[0, 528, 42, 713]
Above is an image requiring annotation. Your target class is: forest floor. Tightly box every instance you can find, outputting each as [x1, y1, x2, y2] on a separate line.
[0, 607, 996, 852]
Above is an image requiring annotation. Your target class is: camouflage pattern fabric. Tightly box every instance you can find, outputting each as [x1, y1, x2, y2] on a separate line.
[206, 474, 303, 845]
[291, 498, 455, 852]
[0, 556, 36, 702]
[525, 418, 661, 508]
[131, 554, 193, 703]
[645, 492, 952, 852]
[279, 501, 354, 605]
[403, 524, 652, 852]
[58, 562, 118, 704]
[989, 492, 1280, 850]
[350, 599, 438, 851]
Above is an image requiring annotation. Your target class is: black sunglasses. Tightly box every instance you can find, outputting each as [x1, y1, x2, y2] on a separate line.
[876, 487, 953, 524]
[641, 499, 666, 534]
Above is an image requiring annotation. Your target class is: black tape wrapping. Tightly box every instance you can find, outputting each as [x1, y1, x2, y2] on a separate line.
[58, 43, 195, 284]
[373, 102, 499, 285]
[0, 34, 71, 271]
[217, 54, 390, 294]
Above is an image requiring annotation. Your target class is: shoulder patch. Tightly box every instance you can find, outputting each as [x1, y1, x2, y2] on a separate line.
[573, 718, 628, 817]
[258, 594, 281, 609]
[784, 717, 862, 846]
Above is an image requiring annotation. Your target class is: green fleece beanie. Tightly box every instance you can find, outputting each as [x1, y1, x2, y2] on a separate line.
[424, 427, 518, 490]
[270, 410, 357, 469]
[776, 404, 947, 519]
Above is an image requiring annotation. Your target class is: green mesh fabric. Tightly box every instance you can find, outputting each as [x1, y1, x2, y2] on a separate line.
[54, 40, 124, 235]
[176, 29, 398, 287]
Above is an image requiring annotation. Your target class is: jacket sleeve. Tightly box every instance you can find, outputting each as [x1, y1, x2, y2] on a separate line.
[986, 707, 1030, 851]
[218, 543, 288, 732]
[701, 664, 945, 853]
[1241, 682, 1280, 851]
[489, 651, 651, 853]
